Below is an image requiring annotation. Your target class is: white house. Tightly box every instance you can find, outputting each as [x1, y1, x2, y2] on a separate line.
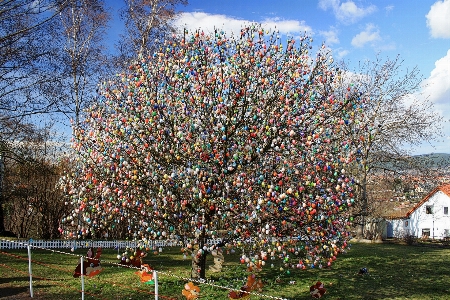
[386, 184, 450, 239]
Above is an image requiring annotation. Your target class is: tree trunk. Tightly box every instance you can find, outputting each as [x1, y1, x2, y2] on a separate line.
[191, 230, 208, 279]
[0, 201, 5, 233]
[0, 154, 4, 233]
[357, 154, 369, 240]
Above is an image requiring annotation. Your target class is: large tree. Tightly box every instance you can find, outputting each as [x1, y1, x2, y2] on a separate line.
[61, 25, 364, 279]
[338, 56, 444, 239]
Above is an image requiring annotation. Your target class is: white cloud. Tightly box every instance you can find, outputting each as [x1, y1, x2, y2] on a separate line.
[351, 23, 381, 48]
[172, 12, 312, 37]
[421, 49, 450, 106]
[318, 0, 377, 24]
[319, 27, 339, 45]
[336, 49, 349, 59]
[172, 12, 247, 36]
[338, 69, 371, 87]
[426, 0, 450, 39]
[385, 5, 394, 13]
[261, 18, 312, 35]
[409, 49, 450, 154]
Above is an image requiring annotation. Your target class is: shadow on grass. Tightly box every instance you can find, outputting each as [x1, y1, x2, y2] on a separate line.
[0, 276, 30, 285]
[0, 284, 54, 300]
[0, 286, 30, 298]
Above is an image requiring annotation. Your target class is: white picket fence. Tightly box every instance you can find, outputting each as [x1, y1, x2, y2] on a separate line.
[0, 238, 223, 250]
[0, 237, 288, 300]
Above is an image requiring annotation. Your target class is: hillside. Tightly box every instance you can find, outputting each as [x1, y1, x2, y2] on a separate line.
[412, 153, 450, 168]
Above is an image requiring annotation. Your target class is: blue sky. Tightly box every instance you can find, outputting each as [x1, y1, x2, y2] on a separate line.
[107, 0, 450, 155]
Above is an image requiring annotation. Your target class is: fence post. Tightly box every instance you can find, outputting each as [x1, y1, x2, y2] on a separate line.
[27, 245, 33, 298]
[153, 270, 158, 300]
[80, 256, 85, 300]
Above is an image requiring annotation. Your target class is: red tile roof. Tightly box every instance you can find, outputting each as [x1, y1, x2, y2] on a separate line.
[404, 183, 450, 218]
[441, 184, 450, 196]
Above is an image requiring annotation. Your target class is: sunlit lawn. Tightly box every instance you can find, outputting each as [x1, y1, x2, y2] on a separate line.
[1, 242, 449, 299]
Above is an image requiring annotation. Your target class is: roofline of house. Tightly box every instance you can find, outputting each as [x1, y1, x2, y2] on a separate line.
[404, 184, 450, 218]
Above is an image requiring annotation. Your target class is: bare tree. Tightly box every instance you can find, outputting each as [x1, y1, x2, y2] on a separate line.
[339, 56, 444, 239]
[0, 119, 49, 234]
[0, 1, 66, 231]
[0, 0, 65, 122]
[0, 0, 187, 236]
[116, 0, 187, 64]
[40, 0, 111, 126]
[2, 126, 69, 238]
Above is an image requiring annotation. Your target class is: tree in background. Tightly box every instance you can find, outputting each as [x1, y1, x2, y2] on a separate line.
[0, 0, 188, 237]
[32, 157, 71, 239]
[116, 0, 187, 63]
[0, 0, 63, 122]
[2, 124, 69, 238]
[0, 120, 45, 235]
[61, 25, 364, 278]
[338, 56, 444, 239]
[0, 0, 65, 234]
[0, 0, 185, 126]
[45, 0, 111, 126]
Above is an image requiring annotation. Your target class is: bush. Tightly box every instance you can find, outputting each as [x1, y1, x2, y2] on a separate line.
[403, 234, 418, 245]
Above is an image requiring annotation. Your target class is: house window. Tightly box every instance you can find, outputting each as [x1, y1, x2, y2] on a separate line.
[426, 206, 433, 214]
[422, 228, 430, 238]
[444, 229, 450, 238]
[444, 207, 448, 215]
[405, 220, 409, 227]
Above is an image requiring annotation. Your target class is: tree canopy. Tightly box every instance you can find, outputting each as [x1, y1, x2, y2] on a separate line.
[61, 25, 365, 278]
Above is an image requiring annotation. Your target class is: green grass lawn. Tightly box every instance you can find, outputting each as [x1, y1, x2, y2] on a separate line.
[1, 242, 449, 299]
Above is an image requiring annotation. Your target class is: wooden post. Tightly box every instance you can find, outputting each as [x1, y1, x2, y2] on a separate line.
[153, 270, 158, 300]
[80, 257, 85, 300]
[27, 245, 33, 298]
